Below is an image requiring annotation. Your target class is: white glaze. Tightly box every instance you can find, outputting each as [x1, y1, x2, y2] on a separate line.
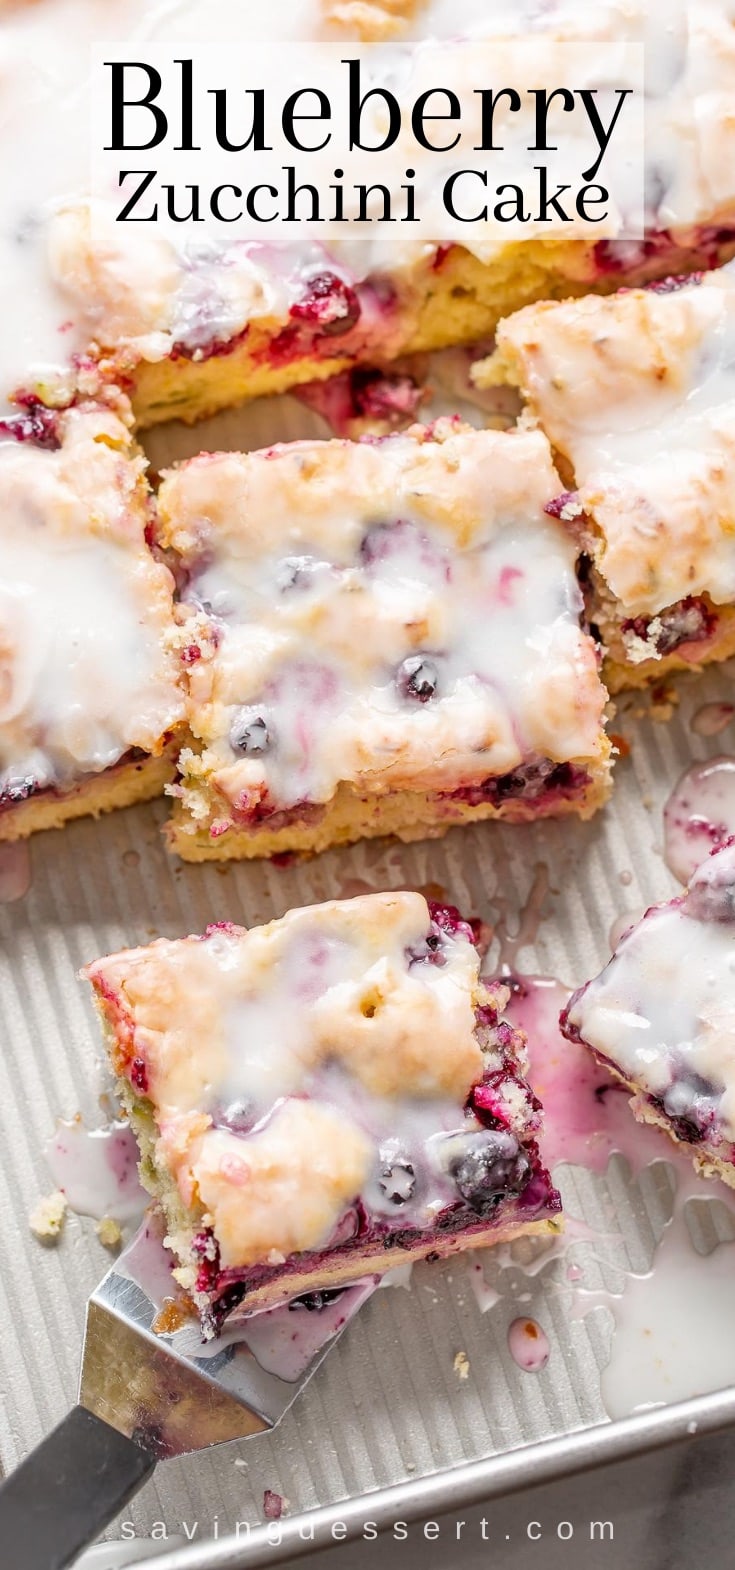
[504, 973, 669, 1175]
[473, 970, 735, 1414]
[0, 406, 184, 794]
[663, 755, 735, 883]
[565, 841, 735, 1147]
[0, 0, 324, 408]
[496, 266, 735, 617]
[45, 1118, 147, 1223]
[162, 424, 606, 831]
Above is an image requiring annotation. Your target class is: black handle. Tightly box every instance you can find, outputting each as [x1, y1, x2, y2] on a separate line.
[0, 1404, 156, 1569]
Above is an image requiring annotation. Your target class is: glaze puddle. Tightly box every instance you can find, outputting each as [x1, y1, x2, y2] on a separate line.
[45, 1118, 146, 1223]
[608, 911, 640, 952]
[507, 1316, 550, 1372]
[690, 702, 735, 737]
[573, 1170, 735, 1419]
[0, 841, 31, 903]
[469, 971, 735, 1413]
[233, 1279, 377, 1380]
[494, 863, 550, 970]
[663, 755, 735, 882]
[503, 974, 666, 1176]
[118, 1209, 377, 1379]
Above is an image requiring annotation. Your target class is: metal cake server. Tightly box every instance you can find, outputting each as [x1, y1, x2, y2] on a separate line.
[0, 1227, 360, 1570]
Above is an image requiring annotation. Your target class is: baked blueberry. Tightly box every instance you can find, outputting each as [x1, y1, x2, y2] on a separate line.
[215, 1098, 257, 1134]
[406, 930, 445, 967]
[449, 1130, 531, 1211]
[397, 654, 439, 703]
[277, 555, 329, 592]
[229, 712, 271, 756]
[684, 854, 735, 924]
[289, 1288, 347, 1312]
[377, 1157, 416, 1205]
[290, 272, 361, 337]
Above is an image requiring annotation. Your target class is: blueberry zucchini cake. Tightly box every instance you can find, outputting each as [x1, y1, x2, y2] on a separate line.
[85, 891, 562, 1330]
[562, 841, 735, 1186]
[0, 401, 185, 839]
[158, 419, 611, 861]
[477, 265, 735, 692]
[6, 0, 735, 430]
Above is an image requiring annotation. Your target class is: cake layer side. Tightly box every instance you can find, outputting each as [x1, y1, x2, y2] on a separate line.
[0, 746, 177, 845]
[166, 760, 606, 862]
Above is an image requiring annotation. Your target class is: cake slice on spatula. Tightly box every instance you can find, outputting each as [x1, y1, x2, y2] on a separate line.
[84, 891, 561, 1334]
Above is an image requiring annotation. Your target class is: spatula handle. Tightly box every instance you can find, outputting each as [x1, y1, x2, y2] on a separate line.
[0, 1404, 156, 1569]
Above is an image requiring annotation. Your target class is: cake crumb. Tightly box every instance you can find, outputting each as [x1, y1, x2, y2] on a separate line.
[453, 1350, 470, 1381]
[29, 1191, 67, 1242]
[96, 1216, 123, 1250]
[649, 683, 679, 723]
[263, 1489, 289, 1520]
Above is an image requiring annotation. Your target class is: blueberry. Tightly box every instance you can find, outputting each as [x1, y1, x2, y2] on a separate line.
[684, 850, 735, 923]
[277, 555, 323, 592]
[1, 776, 37, 804]
[216, 1098, 256, 1134]
[360, 522, 399, 565]
[449, 1130, 531, 1212]
[658, 1071, 722, 1143]
[0, 398, 60, 450]
[289, 1288, 347, 1312]
[406, 931, 445, 967]
[289, 272, 361, 337]
[397, 655, 439, 703]
[229, 712, 271, 756]
[378, 1158, 416, 1206]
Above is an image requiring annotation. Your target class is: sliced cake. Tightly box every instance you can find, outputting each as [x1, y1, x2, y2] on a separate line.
[158, 419, 611, 862]
[478, 265, 735, 691]
[0, 400, 185, 839]
[7, 0, 735, 428]
[562, 841, 735, 1185]
[84, 891, 562, 1332]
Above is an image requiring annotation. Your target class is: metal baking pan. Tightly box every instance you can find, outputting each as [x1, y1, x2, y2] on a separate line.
[4, 393, 735, 1570]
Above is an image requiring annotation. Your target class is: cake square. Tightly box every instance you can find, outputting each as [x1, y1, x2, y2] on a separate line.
[158, 419, 610, 862]
[561, 841, 735, 1186]
[85, 892, 562, 1333]
[0, 401, 185, 839]
[478, 266, 735, 691]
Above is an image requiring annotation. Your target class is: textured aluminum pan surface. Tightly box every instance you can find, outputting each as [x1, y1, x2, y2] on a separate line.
[2, 393, 735, 1568]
